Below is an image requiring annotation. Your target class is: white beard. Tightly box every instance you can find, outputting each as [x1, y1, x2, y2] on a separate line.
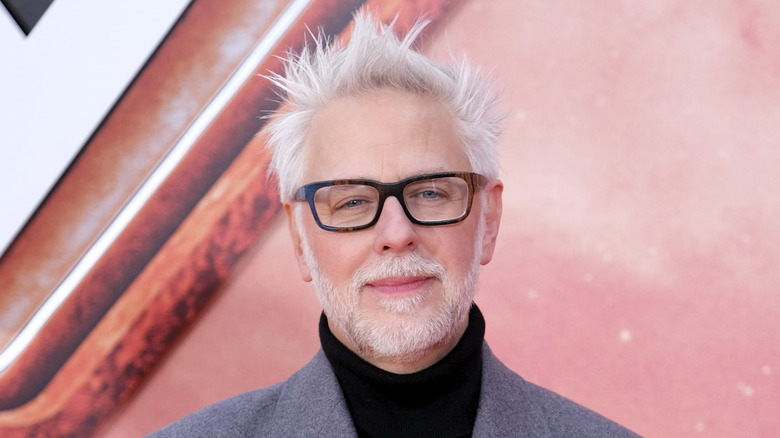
[298, 206, 485, 365]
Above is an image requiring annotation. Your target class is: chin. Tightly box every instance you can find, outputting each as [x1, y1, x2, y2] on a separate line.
[350, 303, 461, 362]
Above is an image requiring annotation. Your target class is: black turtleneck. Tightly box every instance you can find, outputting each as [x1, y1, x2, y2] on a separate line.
[319, 305, 485, 438]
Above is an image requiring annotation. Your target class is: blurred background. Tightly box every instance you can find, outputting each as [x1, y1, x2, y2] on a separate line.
[1, 0, 778, 436]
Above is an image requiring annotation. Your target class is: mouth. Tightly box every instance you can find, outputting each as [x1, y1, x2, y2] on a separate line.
[365, 276, 432, 295]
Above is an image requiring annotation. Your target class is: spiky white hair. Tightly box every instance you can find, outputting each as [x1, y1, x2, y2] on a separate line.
[264, 12, 504, 202]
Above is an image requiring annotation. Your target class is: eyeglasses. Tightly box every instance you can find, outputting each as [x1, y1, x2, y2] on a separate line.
[293, 172, 487, 232]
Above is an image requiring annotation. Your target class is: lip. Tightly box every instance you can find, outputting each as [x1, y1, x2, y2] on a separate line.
[366, 276, 431, 295]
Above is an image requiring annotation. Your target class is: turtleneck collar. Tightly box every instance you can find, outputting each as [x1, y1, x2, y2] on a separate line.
[320, 305, 485, 438]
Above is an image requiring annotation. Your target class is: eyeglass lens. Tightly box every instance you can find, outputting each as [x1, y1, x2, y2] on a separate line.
[312, 176, 471, 228]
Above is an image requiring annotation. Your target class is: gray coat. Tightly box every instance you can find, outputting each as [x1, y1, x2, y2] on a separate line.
[149, 344, 640, 437]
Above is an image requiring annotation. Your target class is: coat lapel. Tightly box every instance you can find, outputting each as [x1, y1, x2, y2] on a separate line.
[473, 344, 553, 438]
[265, 350, 357, 437]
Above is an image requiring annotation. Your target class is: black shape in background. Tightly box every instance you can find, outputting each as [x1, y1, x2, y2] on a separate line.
[2, 0, 55, 36]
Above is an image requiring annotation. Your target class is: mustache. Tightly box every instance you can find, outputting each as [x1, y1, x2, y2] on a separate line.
[350, 252, 447, 290]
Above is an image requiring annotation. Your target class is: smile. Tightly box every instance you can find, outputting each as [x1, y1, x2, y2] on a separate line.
[366, 276, 432, 295]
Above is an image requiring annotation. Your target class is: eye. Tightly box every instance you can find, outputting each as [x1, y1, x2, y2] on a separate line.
[410, 187, 449, 201]
[334, 197, 373, 211]
[343, 199, 364, 208]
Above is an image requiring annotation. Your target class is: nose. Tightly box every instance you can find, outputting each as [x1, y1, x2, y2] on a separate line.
[372, 196, 418, 254]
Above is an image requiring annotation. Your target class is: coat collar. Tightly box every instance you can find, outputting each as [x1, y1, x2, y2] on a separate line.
[267, 343, 531, 437]
[265, 350, 358, 437]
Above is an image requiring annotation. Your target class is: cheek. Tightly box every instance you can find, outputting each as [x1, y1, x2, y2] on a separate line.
[422, 227, 480, 274]
[310, 235, 367, 285]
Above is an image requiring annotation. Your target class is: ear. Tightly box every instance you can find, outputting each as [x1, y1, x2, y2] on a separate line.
[479, 179, 503, 265]
[284, 203, 313, 282]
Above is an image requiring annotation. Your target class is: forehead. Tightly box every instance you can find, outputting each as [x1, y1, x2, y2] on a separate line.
[302, 90, 471, 182]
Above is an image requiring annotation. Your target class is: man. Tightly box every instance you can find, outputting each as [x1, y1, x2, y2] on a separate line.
[150, 13, 639, 437]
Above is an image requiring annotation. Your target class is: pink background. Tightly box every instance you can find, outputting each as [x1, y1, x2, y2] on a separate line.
[96, 1, 780, 436]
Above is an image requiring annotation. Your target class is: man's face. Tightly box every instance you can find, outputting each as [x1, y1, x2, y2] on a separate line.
[285, 90, 502, 371]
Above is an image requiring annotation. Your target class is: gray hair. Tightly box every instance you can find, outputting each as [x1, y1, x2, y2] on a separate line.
[264, 13, 504, 202]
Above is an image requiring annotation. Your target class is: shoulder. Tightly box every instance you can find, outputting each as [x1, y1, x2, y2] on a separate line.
[146, 350, 354, 438]
[519, 379, 641, 437]
[476, 344, 641, 437]
[145, 383, 285, 438]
